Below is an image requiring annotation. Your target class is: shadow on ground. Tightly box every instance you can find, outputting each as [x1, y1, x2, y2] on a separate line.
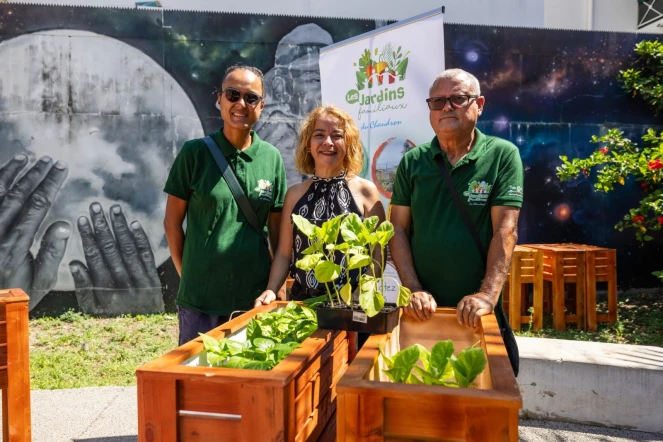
[74, 438, 137, 442]
[520, 418, 662, 441]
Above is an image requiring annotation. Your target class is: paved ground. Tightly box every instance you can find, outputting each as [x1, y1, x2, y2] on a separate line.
[6, 386, 662, 441]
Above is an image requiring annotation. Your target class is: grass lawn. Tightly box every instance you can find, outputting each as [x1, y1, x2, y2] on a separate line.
[29, 311, 178, 390]
[28, 290, 662, 390]
[514, 290, 663, 347]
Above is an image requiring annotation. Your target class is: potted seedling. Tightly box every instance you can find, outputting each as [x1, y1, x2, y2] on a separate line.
[292, 212, 411, 333]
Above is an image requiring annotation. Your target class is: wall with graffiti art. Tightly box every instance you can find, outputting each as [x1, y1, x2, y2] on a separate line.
[0, 4, 658, 316]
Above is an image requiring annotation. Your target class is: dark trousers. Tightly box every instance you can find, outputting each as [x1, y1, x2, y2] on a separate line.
[177, 306, 231, 346]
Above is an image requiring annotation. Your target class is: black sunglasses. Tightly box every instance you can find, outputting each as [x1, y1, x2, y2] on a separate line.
[220, 87, 263, 106]
[426, 95, 478, 110]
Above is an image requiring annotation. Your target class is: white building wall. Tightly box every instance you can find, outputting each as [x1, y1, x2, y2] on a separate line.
[543, 0, 590, 30]
[590, 0, 640, 32]
[6, 0, 651, 33]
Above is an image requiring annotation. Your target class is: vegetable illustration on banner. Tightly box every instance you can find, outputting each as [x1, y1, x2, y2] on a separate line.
[354, 43, 410, 90]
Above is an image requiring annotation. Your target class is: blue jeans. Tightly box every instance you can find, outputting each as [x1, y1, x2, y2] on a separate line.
[177, 306, 230, 346]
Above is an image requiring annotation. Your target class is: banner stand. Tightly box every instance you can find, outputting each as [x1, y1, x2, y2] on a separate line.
[319, 7, 446, 301]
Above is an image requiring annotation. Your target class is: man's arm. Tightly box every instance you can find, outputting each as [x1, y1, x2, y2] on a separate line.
[163, 194, 188, 277]
[389, 204, 437, 321]
[456, 205, 519, 328]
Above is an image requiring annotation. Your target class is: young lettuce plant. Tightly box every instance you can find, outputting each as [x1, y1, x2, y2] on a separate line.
[379, 340, 486, 388]
[199, 302, 317, 370]
[292, 213, 411, 317]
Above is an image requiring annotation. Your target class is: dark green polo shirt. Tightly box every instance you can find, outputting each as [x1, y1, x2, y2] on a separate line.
[391, 129, 523, 317]
[164, 130, 287, 315]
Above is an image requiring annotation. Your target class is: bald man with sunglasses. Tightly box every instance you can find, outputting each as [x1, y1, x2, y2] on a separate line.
[389, 69, 523, 375]
[164, 64, 287, 345]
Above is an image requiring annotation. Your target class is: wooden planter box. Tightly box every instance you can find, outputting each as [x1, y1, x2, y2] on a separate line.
[336, 308, 522, 442]
[0, 288, 31, 442]
[137, 302, 350, 442]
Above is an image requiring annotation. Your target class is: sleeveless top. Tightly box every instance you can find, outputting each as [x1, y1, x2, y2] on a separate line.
[290, 171, 363, 300]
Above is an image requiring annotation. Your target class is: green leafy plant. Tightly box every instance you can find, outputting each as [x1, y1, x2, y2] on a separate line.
[378, 340, 486, 388]
[199, 302, 317, 370]
[292, 213, 412, 317]
[556, 39, 663, 282]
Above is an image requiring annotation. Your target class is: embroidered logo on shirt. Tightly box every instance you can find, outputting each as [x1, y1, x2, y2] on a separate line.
[463, 180, 493, 206]
[255, 179, 273, 201]
[508, 185, 523, 198]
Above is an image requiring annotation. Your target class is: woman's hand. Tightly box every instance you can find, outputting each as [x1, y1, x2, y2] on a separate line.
[254, 290, 277, 307]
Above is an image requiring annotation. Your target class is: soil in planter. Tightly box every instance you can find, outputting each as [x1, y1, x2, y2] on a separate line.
[316, 302, 400, 334]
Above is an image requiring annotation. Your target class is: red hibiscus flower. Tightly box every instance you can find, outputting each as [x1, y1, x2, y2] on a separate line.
[633, 215, 645, 224]
[648, 159, 663, 170]
[642, 182, 648, 188]
[599, 147, 608, 155]
[659, 217, 663, 225]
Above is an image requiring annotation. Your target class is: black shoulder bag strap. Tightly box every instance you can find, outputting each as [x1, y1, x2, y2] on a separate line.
[434, 155, 519, 376]
[202, 136, 266, 245]
[434, 156, 487, 263]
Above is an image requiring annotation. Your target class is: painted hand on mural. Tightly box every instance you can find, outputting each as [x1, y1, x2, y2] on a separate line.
[69, 203, 165, 316]
[0, 155, 70, 310]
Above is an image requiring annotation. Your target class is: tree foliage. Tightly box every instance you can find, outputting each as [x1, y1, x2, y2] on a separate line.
[556, 40, 663, 282]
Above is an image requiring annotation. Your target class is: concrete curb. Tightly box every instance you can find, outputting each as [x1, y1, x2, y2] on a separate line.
[516, 336, 663, 434]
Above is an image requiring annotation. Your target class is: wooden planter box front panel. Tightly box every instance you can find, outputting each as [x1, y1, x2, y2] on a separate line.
[337, 309, 522, 442]
[0, 289, 31, 442]
[137, 302, 349, 442]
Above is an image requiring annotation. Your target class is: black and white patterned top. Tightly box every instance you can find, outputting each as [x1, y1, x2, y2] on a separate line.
[290, 171, 363, 300]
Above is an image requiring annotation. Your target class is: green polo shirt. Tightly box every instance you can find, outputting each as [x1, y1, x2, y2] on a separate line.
[164, 129, 287, 315]
[391, 129, 523, 318]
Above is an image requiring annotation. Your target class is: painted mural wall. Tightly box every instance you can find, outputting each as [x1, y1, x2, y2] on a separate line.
[0, 5, 659, 317]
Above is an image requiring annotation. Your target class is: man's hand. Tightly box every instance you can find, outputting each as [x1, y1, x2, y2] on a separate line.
[254, 290, 277, 307]
[404, 290, 437, 321]
[0, 155, 70, 310]
[69, 202, 165, 316]
[456, 292, 495, 328]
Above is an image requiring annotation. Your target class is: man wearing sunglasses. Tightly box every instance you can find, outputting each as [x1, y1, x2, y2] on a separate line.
[389, 69, 523, 374]
[163, 64, 288, 345]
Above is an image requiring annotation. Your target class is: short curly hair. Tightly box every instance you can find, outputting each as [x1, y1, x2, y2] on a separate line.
[295, 106, 364, 176]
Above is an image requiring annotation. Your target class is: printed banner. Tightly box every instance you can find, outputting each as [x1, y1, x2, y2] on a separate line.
[319, 10, 445, 300]
[320, 10, 444, 208]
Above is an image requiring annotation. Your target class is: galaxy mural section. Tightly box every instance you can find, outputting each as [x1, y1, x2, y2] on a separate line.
[443, 25, 662, 290]
[0, 4, 659, 317]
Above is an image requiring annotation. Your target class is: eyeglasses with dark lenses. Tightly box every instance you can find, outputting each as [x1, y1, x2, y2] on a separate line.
[426, 95, 478, 110]
[220, 87, 263, 106]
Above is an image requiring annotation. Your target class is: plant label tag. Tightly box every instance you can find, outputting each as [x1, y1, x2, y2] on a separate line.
[352, 311, 368, 323]
[382, 263, 401, 303]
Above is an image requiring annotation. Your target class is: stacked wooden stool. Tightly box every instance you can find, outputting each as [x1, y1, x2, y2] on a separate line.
[0, 288, 31, 442]
[502, 245, 544, 331]
[526, 244, 617, 331]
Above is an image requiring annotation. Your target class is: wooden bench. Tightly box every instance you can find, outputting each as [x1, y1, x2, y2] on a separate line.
[0, 289, 31, 442]
[502, 246, 543, 331]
